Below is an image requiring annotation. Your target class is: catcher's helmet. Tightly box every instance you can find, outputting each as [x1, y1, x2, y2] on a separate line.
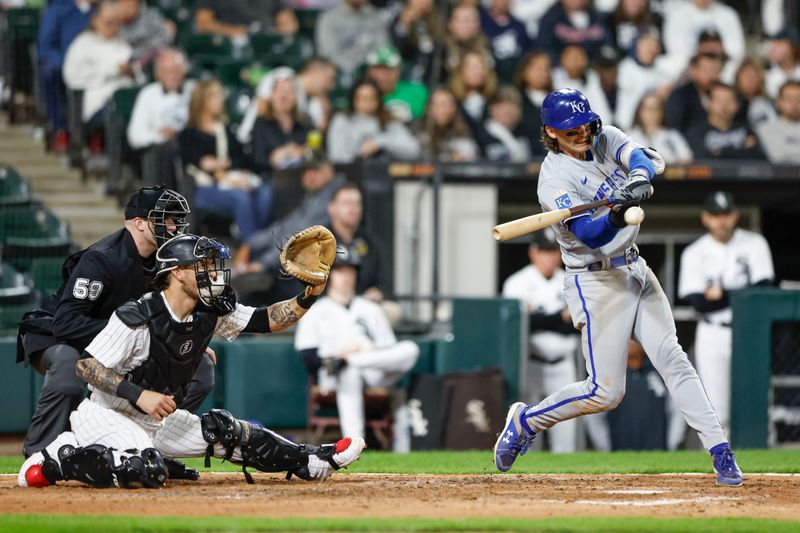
[155, 234, 234, 312]
[540, 89, 601, 131]
[125, 186, 190, 246]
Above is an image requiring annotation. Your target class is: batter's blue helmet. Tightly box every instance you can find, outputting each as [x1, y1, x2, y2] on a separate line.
[541, 89, 600, 131]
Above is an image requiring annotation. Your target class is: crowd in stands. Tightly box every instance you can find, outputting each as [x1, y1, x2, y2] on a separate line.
[1, 0, 800, 247]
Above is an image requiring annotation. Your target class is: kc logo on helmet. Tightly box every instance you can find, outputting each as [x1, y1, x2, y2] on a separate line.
[569, 102, 586, 113]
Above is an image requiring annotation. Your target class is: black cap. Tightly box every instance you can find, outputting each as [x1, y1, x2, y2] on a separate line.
[595, 45, 621, 67]
[300, 150, 330, 171]
[124, 185, 170, 220]
[769, 26, 800, 44]
[530, 227, 560, 250]
[332, 246, 361, 269]
[703, 191, 736, 214]
[698, 29, 722, 43]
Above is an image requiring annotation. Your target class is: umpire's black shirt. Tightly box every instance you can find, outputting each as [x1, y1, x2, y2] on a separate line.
[50, 228, 153, 352]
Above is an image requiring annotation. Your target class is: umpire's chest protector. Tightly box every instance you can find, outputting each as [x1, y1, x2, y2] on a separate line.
[116, 292, 217, 405]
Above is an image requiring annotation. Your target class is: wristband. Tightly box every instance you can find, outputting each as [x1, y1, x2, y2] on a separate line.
[116, 379, 144, 404]
[296, 291, 319, 309]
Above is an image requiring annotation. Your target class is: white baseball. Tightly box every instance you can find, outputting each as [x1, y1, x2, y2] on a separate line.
[624, 206, 645, 226]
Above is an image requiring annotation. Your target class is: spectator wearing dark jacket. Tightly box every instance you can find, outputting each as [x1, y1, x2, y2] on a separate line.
[479, 0, 532, 82]
[686, 82, 766, 160]
[537, 0, 607, 64]
[665, 53, 724, 134]
[37, 0, 95, 151]
[513, 51, 552, 157]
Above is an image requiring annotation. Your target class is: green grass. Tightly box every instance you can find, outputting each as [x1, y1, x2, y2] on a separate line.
[3, 449, 800, 475]
[0, 515, 798, 533]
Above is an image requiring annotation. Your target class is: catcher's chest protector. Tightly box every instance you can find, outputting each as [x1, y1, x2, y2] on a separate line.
[117, 293, 217, 406]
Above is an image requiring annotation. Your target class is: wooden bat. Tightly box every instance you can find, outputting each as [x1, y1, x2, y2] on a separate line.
[492, 199, 611, 241]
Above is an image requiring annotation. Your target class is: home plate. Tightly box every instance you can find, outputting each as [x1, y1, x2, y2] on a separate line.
[605, 489, 669, 495]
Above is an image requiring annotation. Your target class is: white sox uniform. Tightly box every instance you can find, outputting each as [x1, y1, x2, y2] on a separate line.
[295, 296, 419, 448]
[521, 124, 728, 451]
[678, 228, 774, 433]
[503, 265, 579, 453]
[38, 294, 256, 461]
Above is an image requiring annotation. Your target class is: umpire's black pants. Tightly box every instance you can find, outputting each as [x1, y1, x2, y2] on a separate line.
[23, 346, 215, 457]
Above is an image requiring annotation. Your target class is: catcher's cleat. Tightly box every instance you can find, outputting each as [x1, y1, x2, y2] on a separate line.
[294, 437, 367, 481]
[18, 451, 62, 488]
[494, 402, 536, 472]
[711, 443, 743, 486]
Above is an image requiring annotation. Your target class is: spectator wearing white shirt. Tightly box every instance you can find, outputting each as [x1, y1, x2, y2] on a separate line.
[764, 28, 800, 100]
[615, 31, 674, 129]
[756, 80, 800, 164]
[127, 49, 193, 187]
[551, 44, 613, 124]
[629, 92, 693, 164]
[63, 0, 135, 124]
[510, 0, 558, 41]
[661, 0, 745, 82]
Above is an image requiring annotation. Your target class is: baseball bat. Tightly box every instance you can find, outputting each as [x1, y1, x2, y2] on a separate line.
[492, 199, 612, 241]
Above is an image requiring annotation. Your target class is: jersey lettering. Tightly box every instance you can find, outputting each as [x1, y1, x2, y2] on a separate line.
[73, 278, 104, 300]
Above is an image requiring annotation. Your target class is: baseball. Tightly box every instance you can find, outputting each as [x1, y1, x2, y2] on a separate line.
[624, 206, 645, 226]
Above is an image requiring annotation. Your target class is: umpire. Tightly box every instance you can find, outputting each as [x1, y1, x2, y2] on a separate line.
[16, 186, 215, 458]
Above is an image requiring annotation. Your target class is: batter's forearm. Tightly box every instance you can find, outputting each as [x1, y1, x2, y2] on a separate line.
[75, 357, 123, 394]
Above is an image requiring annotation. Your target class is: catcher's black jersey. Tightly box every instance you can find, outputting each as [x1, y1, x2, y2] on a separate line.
[19, 229, 154, 360]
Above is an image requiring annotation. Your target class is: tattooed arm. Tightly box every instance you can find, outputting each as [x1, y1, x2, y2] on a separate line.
[267, 283, 325, 332]
[76, 356, 176, 420]
[75, 356, 123, 394]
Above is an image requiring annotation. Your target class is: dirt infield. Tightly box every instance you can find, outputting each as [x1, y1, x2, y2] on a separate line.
[1, 473, 799, 521]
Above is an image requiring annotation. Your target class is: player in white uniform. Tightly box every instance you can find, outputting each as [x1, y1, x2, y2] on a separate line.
[679, 191, 774, 435]
[19, 234, 365, 489]
[502, 228, 579, 453]
[493, 88, 743, 486]
[295, 250, 419, 450]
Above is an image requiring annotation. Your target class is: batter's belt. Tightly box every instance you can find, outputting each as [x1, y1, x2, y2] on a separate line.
[568, 247, 639, 272]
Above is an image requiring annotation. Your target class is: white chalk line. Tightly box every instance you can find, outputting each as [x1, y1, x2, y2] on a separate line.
[1, 472, 798, 477]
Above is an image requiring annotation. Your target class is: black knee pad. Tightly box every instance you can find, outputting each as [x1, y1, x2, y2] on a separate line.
[58, 444, 168, 489]
[201, 408, 311, 484]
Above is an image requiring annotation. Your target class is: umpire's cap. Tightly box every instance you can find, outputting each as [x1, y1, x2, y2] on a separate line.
[541, 89, 600, 131]
[530, 227, 560, 250]
[703, 191, 737, 214]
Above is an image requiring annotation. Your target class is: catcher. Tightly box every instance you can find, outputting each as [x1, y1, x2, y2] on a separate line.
[19, 227, 365, 489]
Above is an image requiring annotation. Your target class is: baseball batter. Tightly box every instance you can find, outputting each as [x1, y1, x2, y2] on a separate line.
[679, 191, 774, 435]
[493, 89, 743, 486]
[19, 234, 364, 489]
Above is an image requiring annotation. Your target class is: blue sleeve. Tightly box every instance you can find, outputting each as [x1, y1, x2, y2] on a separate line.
[567, 215, 619, 249]
[629, 148, 655, 181]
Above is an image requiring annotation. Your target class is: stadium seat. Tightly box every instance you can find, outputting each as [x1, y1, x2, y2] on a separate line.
[0, 205, 69, 242]
[250, 34, 312, 69]
[0, 165, 32, 206]
[0, 261, 36, 335]
[295, 10, 320, 41]
[104, 87, 141, 195]
[29, 257, 64, 300]
[2, 237, 71, 274]
[182, 33, 233, 59]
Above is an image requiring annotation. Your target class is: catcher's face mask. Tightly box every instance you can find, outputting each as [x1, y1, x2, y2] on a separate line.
[149, 190, 190, 246]
[193, 237, 233, 311]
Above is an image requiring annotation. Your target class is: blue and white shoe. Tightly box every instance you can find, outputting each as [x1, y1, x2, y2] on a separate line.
[493, 402, 536, 472]
[710, 443, 743, 486]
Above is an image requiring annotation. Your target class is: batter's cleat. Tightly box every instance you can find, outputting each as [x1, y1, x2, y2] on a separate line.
[494, 402, 536, 472]
[710, 443, 743, 486]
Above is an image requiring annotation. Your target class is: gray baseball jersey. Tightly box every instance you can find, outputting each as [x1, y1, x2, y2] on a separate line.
[537, 125, 639, 269]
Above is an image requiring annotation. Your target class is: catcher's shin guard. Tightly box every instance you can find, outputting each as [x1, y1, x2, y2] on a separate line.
[201, 408, 328, 483]
[58, 444, 168, 488]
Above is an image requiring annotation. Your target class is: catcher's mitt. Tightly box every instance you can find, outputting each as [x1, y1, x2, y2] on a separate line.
[279, 225, 337, 288]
